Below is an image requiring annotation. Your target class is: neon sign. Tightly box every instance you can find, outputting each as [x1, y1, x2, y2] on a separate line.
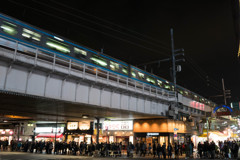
[213, 105, 233, 113]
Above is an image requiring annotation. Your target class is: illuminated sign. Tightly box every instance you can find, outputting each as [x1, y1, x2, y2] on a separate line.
[147, 133, 159, 136]
[79, 121, 90, 130]
[103, 121, 133, 130]
[67, 122, 78, 130]
[213, 105, 233, 113]
[190, 101, 205, 110]
[35, 127, 64, 133]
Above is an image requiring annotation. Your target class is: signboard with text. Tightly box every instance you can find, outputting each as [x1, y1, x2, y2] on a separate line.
[103, 121, 133, 130]
[67, 122, 78, 130]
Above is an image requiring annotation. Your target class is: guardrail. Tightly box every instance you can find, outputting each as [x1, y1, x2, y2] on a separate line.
[0, 34, 176, 100]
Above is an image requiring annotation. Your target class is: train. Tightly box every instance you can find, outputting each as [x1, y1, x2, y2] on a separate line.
[0, 13, 215, 107]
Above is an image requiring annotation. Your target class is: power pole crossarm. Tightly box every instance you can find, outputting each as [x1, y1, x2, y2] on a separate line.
[171, 28, 177, 96]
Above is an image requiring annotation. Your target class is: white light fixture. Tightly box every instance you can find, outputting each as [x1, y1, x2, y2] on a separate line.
[54, 36, 64, 41]
[82, 115, 88, 119]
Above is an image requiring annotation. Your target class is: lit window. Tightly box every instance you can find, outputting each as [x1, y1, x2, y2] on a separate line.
[1, 21, 18, 35]
[46, 38, 70, 53]
[131, 71, 136, 78]
[90, 55, 108, 67]
[138, 72, 144, 79]
[184, 91, 188, 95]
[74, 47, 87, 57]
[157, 80, 163, 87]
[164, 84, 170, 89]
[179, 90, 183, 95]
[22, 28, 41, 41]
[110, 61, 119, 71]
[122, 67, 128, 74]
[146, 76, 156, 84]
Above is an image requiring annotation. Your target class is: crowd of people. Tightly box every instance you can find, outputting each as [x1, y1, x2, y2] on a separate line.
[197, 140, 239, 159]
[1, 139, 239, 159]
[8, 140, 125, 157]
[3, 139, 194, 158]
[134, 141, 194, 159]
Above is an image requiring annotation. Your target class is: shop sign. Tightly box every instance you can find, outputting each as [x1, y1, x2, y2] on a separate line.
[103, 121, 133, 130]
[67, 122, 78, 130]
[174, 133, 178, 140]
[147, 133, 159, 136]
[79, 121, 90, 130]
[35, 127, 64, 133]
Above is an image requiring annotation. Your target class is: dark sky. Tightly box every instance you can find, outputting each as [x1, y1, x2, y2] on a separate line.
[1, 0, 239, 105]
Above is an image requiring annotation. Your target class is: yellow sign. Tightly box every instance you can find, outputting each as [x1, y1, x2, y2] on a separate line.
[79, 121, 90, 130]
[67, 122, 78, 130]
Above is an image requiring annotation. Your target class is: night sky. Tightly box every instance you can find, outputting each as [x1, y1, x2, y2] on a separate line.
[0, 0, 239, 105]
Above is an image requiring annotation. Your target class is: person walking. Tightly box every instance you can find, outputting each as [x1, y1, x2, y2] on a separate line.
[147, 143, 152, 156]
[153, 142, 156, 157]
[162, 143, 166, 159]
[174, 142, 179, 159]
[140, 142, 146, 157]
[157, 143, 162, 158]
[167, 143, 172, 158]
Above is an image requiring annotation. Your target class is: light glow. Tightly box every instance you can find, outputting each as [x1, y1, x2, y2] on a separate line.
[54, 36, 64, 41]
[46, 42, 70, 53]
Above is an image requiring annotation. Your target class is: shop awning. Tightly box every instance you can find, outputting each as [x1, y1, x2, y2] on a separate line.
[36, 133, 63, 138]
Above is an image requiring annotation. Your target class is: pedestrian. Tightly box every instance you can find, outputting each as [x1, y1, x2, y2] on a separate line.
[148, 143, 152, 155]
[162, 143, 166, 159]
[174, 142, 179, 159]
[167, 143, 172, 158]
[140, 142, 146, 157]
[157, 143, 162, 158]
[153, 142, 156, 157]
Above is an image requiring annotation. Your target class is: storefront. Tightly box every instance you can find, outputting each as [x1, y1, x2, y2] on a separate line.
[133, 119, 192, 146]
[0, 129, 14, 145]
[35, 123, 65, 142]
[93, 120, 134, 146]
[66, 121, 93, 144]
[192, 129, 230, 146]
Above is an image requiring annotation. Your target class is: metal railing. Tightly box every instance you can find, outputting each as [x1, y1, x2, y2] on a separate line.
[0, 35, 176, 100]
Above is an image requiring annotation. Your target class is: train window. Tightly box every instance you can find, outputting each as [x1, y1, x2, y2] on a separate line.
[179, 90, 183, 95]
[157, 80, 163, 87]
[131, 71, 136, 78]
[146, 76, 156, 84]
[22, 28, 41, 42]
[184, 91, 189, 95]
[171, 86, 175, 91]
[90, 55, 107, 67]
[1, 21, 18, 36]
[46, 38, 70, 54]
[164, 84, 170, 90]
[138, 72, 145, 79]
[110, 61, 119, 71]
[74, 47, 87, 57]
[122, 67, 128, 74]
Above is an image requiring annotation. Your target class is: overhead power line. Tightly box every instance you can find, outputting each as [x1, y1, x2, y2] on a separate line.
[51, 0, 171, 49]
[8, 0, 170, 57]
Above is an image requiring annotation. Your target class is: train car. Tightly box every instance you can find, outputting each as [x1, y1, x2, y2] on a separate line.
[0, 13, 214, 107]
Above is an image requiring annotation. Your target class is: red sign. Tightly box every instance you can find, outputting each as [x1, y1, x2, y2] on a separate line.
[216, 111, 231, 116]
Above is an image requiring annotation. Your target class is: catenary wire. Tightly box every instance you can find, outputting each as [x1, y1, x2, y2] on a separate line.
[8, 0, 170, 57]
[33, 0, 171, 52]
[50, 0, 171, 49]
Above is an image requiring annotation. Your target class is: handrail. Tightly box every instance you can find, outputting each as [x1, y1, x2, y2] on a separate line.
[0, 35, 176, 100]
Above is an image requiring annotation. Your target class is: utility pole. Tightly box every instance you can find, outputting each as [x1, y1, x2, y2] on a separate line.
[222, 78, 231, 105]
[170, 28, 177, 98]
[222, 78, 226, 105]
